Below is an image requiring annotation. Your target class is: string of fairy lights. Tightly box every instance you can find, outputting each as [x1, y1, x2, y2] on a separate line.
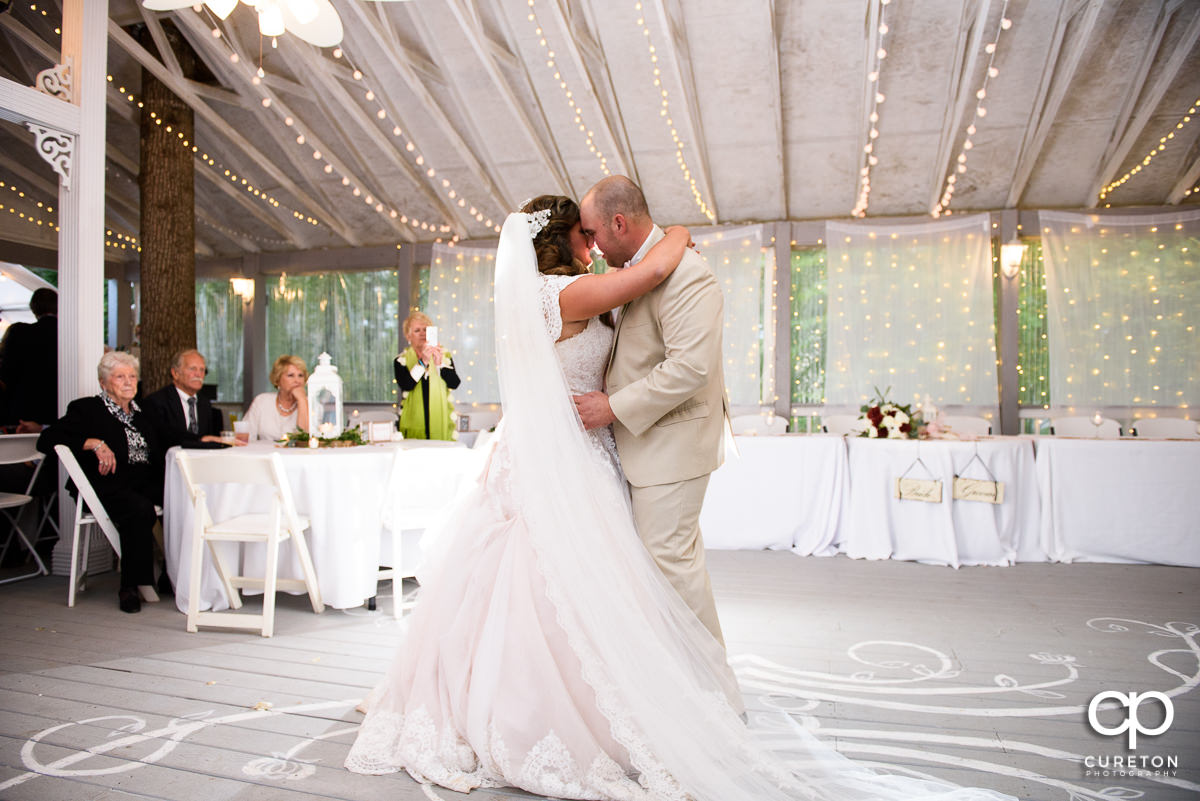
[852, 0, 893, 218]
[1040, 220, 1195, 408]
[524, 0, 610, 178]
[1099, 96, 1200, 204]
[1, 177, 143, 252]
[631, 1, 715, 222]
[107, 74, 321, 227]
[933, 1, 1012, 217]
[427, 248, 497, 403]
[198, 5, 500, 236]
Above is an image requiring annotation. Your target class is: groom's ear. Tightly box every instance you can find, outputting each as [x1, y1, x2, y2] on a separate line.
[611, 213, 626, 234]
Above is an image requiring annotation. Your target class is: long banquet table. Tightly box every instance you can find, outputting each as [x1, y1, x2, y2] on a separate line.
[164, 441, 483, 613]
[1035, 436, 1200, 567]
[838, 437, 1044, 566]
[701, 434, 847, 554]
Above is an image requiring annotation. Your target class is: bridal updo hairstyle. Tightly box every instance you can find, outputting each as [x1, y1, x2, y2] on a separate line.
[521, 195, 587, 277]
[520, 195, 614, 328]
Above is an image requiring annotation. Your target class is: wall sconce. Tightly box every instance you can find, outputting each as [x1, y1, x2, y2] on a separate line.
[230, 277, 255, 301]
[1000, 240, 1027, 279]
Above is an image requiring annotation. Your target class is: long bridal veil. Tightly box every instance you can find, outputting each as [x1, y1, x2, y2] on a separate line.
[440, 211, 1017, 801]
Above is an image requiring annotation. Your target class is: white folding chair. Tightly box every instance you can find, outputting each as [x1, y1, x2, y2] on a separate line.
[0, 434, 50, 584]
[729, 413, 788, 435]
[821, 414, 861, 435]
[1130, 418, 1200, 439]
[1051, 415, 1122, 438]
[55, 444, 162, 606]
[941, 415, 992, 437]
[176, 450, 323, 637]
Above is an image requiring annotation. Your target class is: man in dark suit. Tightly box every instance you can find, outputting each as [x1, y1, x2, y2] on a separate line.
[0, 287, 57, 430]
[142, 349, 228, 450]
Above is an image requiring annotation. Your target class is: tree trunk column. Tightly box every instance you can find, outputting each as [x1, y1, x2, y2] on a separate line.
[138, 24, 196, 392]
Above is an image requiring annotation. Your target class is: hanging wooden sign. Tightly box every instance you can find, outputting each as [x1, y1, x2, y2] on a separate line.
[953, 477, 1005, 504]
[895, 478, 942, 503]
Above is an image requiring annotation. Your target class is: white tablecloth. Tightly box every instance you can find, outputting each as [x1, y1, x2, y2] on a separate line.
[164, 441, 482, 613]
[839, 437, 1044, 567]
[701, 434, 847, 554]
[1035, 437, 1200, 566]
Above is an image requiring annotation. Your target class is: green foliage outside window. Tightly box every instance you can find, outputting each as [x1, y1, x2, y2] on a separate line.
[195, 279, 244, 402]
[1016, 240, 1049, 414]
[265, 270, 400, 402]
[789, 248, 826, 407]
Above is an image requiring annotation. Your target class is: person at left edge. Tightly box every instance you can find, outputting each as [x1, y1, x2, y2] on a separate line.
[142, 349, 232, 450]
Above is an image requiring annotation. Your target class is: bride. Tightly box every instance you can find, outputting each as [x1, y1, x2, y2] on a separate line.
[345, 196, 1015, 801]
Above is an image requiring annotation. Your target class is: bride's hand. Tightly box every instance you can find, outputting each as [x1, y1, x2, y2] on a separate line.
[664, 225, 694, 251]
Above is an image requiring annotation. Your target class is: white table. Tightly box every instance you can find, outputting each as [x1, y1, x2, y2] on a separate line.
[1035, 437, 1200, 567]
[164, 441, 483, 613]
[839, 437, 1044, 567]
[701, 434, 848, 554]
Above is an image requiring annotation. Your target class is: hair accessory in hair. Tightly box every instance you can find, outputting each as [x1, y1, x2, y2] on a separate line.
[526, 208, 552, 239]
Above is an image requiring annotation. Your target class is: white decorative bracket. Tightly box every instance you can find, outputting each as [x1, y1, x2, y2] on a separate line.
[25, 124, 74, 189]
[35, 60, 72, 103]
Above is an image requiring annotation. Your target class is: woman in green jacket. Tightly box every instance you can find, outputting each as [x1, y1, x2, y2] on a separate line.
[394, 311, 460, 440]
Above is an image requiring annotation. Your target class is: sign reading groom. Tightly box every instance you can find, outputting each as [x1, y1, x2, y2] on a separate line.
[574, 175, 731, 648]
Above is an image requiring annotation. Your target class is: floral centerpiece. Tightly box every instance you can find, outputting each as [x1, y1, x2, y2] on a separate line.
[857, 387, 923, 439]
[283, 425, 366, 448]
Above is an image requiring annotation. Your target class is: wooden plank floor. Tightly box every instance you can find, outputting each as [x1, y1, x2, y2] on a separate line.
[1, 551, 1197, 801]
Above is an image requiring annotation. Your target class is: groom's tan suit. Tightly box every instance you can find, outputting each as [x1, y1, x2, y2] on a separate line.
[606, 225, 729, 645]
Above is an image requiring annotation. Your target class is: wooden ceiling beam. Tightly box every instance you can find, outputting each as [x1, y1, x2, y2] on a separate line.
[647, 0, 718, 223]
[1087, 1, 1200, 205]
[277, 36, 464, 234]
[111, 16, 358, 244]
[926, 0, 993, 214]
[434, 0, 571, 197]
[343, 1, 513, 220]
[1004, 0, 1104, 207]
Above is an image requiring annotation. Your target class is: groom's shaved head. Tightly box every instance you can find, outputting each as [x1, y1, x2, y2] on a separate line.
[584, 176, 650, 224]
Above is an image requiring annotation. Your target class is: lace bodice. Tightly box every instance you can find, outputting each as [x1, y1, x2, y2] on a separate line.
[539, 274, 613, 395]
[538, 274, 620, 471]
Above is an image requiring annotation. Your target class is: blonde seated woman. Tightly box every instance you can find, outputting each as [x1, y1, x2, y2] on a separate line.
[243, 355, 310, 441]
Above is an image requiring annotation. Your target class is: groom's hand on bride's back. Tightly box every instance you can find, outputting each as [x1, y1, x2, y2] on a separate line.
[573, 391, 616, 430]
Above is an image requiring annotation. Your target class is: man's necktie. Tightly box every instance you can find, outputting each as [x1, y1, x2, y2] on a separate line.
[187, 396, 199, 434]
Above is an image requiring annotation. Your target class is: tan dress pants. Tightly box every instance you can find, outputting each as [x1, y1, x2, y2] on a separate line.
[629, 474, 725, 647]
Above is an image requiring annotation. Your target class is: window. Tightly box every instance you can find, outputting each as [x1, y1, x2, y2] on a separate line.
[265, 270, 400, 402]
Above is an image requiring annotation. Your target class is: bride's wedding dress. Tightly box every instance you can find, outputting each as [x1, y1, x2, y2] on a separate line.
[345, 213, 1015, 801]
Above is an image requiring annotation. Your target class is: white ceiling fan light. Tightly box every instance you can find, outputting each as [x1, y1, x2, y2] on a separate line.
[286, 0, 319, 24]
[142, 0, 343, 48]
[279, 0, 343, 47]
[206, 0, 238, 18]
[257, 1, 286, 36]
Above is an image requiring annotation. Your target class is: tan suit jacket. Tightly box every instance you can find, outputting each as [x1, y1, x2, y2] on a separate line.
[607, 226, 729, 488]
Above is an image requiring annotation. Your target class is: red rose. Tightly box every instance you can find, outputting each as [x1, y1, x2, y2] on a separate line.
[867, 407, 883, 425]
[900, 422, 912, 434]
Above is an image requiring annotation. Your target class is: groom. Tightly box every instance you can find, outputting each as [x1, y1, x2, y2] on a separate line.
[574, 176, 730, 648]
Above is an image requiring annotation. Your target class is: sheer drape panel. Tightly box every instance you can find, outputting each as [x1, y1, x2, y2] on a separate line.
[693, 225, 768, 406]
[824, 214, 999, 415]
[264, 270, 400, 402]
[195, 280, 244, 402]
[428, 243, 498, 405]
[1040, 209, 1200, 409]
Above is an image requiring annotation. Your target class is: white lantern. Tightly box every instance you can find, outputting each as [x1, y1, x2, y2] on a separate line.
[306, 352, 344, 437]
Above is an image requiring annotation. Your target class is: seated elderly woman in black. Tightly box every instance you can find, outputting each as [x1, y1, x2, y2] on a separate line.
[38, 351, 165, 613]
